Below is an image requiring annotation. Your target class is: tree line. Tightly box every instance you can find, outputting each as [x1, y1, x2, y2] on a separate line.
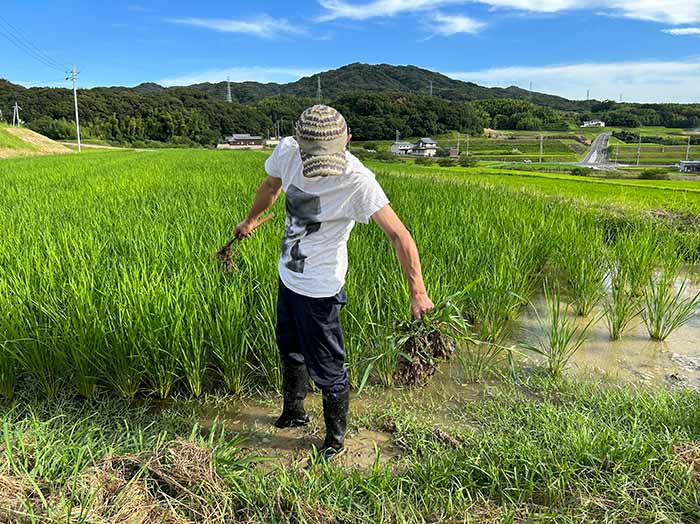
[1, 77, 699, 147]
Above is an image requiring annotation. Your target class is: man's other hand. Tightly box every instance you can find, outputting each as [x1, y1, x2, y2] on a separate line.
[411, 292, 434, 319]
[234, 219, 255, 239]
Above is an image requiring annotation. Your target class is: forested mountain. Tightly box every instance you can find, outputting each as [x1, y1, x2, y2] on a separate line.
[1, 63, 699, 147]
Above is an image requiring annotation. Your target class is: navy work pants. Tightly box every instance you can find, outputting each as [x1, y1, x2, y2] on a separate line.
[276, 279, 349, 394]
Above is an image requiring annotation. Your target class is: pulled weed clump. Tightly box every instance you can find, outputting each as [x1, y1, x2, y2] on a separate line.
[391, 291, 473, 387]
[524, 285, 595, 377]
[642, 260, 700, 341]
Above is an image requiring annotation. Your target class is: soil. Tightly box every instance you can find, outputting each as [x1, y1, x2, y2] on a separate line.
[198, 398, 400, 471]
[394, 330, 456, 386]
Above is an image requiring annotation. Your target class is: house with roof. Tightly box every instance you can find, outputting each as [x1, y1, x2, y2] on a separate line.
[217, 133, 264, 150]
[581, 120, 606, 128]
[412, 138, 438, 157]
[389, 137, 439, 157]
[679, 160, 700, 174]
[389, 141, 414, 155]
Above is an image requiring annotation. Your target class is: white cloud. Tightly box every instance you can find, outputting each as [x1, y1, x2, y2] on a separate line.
[158, 66, 318, 87]
[317, 0, 700, 25]
[430, 12, 486, 35]
[663, 27, 700, 35]
[448, 59, 700, 103]
[168, 15, 305, 39]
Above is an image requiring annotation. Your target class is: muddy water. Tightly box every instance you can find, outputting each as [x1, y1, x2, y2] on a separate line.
[196, 274, 699, 466]
[196, 368, 484, 469]
[512, 274, 700, 387]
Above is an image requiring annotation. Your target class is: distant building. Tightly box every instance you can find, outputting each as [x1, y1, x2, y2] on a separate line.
[412, 138, 438, 157]
[448, 147, 460, 158]
[389, 141, 414, 155]
[265, 138, 281, 148]
[581, 120, 606, 128]
[679, 161, 700, 174]
[217, 134, 264, 150]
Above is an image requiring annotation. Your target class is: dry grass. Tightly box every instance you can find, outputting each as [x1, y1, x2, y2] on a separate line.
[0, 127, 72, 159]
[1, 439, 229, 524]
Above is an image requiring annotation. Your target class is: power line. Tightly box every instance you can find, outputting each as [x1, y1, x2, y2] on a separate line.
[0, 14, 67, 71]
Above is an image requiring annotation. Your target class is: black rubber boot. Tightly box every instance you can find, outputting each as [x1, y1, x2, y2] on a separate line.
[274, 364, 310, 428]
[319, 386, 350, 460]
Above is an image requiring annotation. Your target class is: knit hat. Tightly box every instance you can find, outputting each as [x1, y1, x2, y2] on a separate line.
[295, 105, 348, 178]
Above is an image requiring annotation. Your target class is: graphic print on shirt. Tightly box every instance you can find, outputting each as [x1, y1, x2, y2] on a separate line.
[281, 184, 322, 273]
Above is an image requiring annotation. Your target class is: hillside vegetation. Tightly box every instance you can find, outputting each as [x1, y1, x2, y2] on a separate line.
[2, 63, 700, 148]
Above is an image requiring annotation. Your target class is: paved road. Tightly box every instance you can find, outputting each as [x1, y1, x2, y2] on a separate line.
[581, 132, 612, 167]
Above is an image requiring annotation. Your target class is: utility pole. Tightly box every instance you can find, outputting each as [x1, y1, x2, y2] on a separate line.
[12, 102, 21, 126]
[66, 66, 81, 153]
[396, 129, 400, 143]
[317, 76, 322, 103]
[586, 89, 590, 101]
[687, 135, 692, 161]
[615, 147, 619, 165]
[429, 80, 433, 96]
[456, 138, 460, 155]
[226, 76, 232, 103]
[529, 81, 533, 91]
[539, 134, 544, 163]
[636, 134, 642, 166]
[466, 134, 470, 156]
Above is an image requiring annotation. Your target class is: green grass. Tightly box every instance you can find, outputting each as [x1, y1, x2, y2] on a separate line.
[2, 150, 700, 402]
[2, 148, 700, 522]
[372, 161, 700, 218]
[0, 125, 36, 151]
[1, 378, 699, 522]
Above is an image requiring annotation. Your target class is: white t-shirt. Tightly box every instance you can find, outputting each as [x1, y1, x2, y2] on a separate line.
[264, 137, 390, 298]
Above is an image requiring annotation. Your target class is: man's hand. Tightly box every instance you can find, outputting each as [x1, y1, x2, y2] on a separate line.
[411, 292, 434, 320]
[234, 219, 255, 239]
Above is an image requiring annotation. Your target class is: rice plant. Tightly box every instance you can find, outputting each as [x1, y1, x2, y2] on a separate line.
[603, 260, 642, 341]
[642, 260, 700, 341]
[554, 219, 607, 317]
[0, 150, 695, 399]
[524, 284, 595, 378]
[457, 340, 515, 383]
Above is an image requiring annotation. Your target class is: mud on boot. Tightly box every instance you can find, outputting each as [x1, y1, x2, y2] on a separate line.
[318, 386, 349, 460]
[274, 363, 310, 429]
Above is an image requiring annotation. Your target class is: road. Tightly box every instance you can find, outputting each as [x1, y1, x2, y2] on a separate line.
[581, 132, 612, 167]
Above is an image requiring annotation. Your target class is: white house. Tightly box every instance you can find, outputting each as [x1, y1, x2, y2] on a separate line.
[581, 120, 606, 128]
[679, 161, 700, 173]
[412, 138, 438, 157]
[389, 141, 414, 155]
[217, 134, 264, 150]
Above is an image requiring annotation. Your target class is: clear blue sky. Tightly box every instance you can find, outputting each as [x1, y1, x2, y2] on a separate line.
[2, 1, 700, 102]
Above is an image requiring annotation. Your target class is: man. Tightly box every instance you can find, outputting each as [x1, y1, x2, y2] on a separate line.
[235, 105, 433, 459]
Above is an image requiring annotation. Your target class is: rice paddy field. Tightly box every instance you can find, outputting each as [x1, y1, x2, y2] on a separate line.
[353, 131, 587, 163]
[2, 149, 700, 522]
[610, 144, 700, 166]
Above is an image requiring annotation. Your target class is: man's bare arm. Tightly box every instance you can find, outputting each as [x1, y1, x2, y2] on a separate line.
[235, 175, 283, 238]
[372, 204, 434, 319]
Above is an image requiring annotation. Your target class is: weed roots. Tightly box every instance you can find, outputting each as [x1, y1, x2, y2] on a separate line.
[394, 330, 455, 387]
